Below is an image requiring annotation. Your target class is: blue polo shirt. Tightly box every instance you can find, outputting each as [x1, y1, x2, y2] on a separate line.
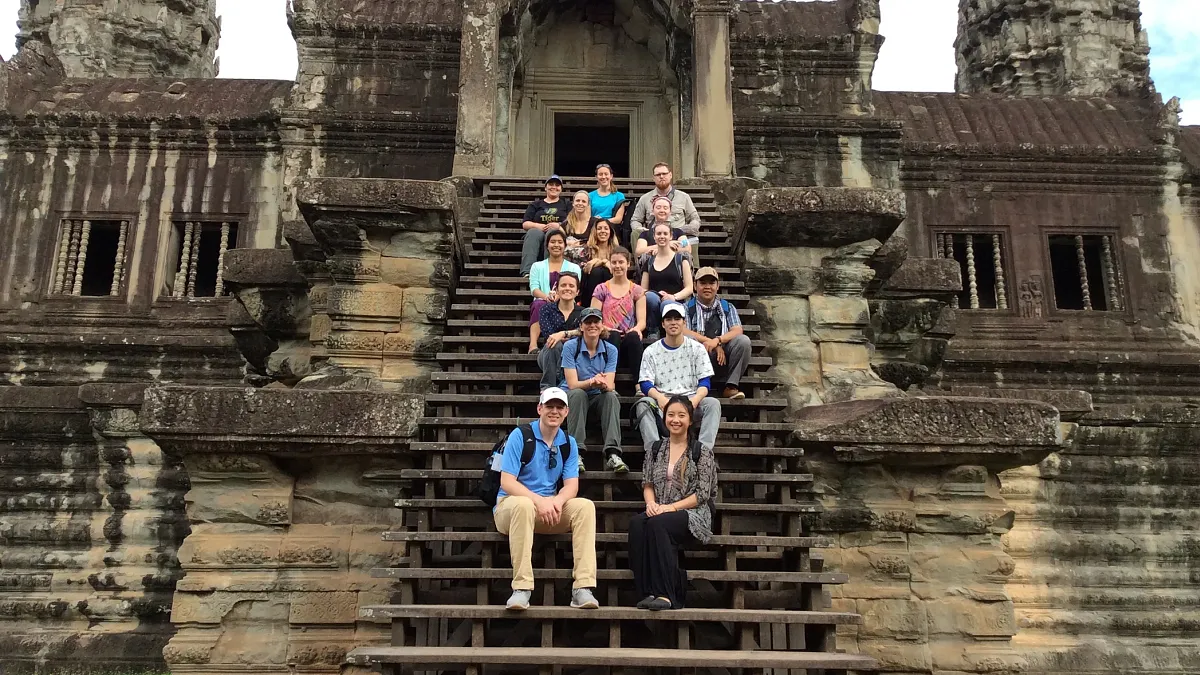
[496, 422, 579, 501]
[561, 337, 618, 397]
[589, 190, 626, 219]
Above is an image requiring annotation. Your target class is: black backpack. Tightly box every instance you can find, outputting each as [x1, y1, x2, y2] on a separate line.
[478, 423, 574, 507]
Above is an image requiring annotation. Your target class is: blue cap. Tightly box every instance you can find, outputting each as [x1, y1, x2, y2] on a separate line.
[545, 174, 563, 185]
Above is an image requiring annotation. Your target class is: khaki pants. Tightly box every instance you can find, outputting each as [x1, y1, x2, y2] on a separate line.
[494, 495, 598, 590]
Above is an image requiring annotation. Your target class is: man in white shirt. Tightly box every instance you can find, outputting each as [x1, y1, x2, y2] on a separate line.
[633, 302, 722, 452]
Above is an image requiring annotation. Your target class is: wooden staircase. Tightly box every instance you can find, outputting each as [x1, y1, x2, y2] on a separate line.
[347, 177, 877, 674]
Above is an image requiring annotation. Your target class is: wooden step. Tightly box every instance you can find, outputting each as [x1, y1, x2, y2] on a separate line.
[418, 417, 794, 434]
[347, 646, 877, 670]
[388, 469, 810, 483]
[370, 567, 844, 584]
[440, 335, 762, 348]
[468, 250, 740, 263]
[444, 319, 759, 335]
[381, 531, 828, 548]
[463, 263, 744, 276]
[361, 604, 861, 625]
[457, 275, 747, 290]
[406, 441, 800, 457]
[394, 499, 821, 514]
[449, 303, 756, 318]
[454, 288, 752, 303]
[423, 393, 784, 409]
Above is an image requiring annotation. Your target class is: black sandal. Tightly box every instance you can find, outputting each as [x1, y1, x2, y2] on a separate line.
[636, 595, 656, 609]
[646, 597, 673, 611]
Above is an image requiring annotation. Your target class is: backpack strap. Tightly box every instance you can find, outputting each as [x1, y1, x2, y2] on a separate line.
[518, 423, 536, 469]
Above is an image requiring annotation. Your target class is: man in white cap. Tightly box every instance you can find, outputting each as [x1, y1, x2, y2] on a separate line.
[493, 386, 599, 611]
[634, 302, 722, 452]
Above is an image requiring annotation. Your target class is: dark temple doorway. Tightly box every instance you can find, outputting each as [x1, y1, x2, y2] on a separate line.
[553, 113, 630, 177]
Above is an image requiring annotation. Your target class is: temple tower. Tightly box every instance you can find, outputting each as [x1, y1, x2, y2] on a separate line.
[15, 0, 220, 78]
[955, 0, 1153, 97]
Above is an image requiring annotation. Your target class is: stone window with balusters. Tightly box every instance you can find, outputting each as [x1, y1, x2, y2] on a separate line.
[1046, 233, 1125, 312]
[934, 231, 1010, 311]
[166, 220, 239, 298]
[47, 218, 132, 297]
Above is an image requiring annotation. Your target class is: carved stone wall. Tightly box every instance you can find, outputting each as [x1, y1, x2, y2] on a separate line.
[731, 0, 902, 188]
[284, 0, 461, 185]
[1002, 404, 1200, 674]
[0, 385, 187, 674]
[955, 0, 1153, 97]
[16, 0, 219, 79]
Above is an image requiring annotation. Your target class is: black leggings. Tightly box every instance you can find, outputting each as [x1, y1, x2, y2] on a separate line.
[628, 511, 695, 608]
[605, 332, 643, 392]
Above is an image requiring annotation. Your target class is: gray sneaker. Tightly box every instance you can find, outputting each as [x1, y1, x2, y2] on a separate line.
[605, 453, 629, 473]
[577, 456, 586, 474]
[506, 589, 531, 611]
[570, 588, 600, 609]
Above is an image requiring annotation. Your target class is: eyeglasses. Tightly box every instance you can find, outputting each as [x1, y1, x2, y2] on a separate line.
[653, 172, 670, 177]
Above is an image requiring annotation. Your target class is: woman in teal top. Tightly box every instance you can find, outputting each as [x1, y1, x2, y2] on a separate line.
[589, 164, 626, 228]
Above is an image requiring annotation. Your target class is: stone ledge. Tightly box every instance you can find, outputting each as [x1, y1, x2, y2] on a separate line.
[141, 386, 423, 455]
[880, 258, 962, 295]
[739, 187, 906, 248]
[222, 248, 308, 287]
[296, 177, 457, 215]
[934, 387, 1093, 421]
[795, 396, 1063, 470]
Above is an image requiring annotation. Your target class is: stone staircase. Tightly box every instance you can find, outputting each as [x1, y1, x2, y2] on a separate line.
[346, 177, 878, 674]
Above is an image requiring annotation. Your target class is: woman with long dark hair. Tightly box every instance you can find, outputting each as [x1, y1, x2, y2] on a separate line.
[628, 395, 718, 610]
[580, 218, 615, 302]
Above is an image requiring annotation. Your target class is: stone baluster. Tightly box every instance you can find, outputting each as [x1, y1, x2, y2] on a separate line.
[71, 220, 92, 296]
[965, 235, 979, 309]
[1075, 235, 1092, 310]
[110, 220, 129, 296]
[52, 221, 74, 294]
[186, 225, 202, 298]
[1101, 235, 1123, 312]
[944, 233, 954, 261]
[992, 234, 1008, 310]
[173, 222, 194, 298]
[213, 222, 231, 297]
[935, 234, 945, 259]
[63, 220, 81, 294]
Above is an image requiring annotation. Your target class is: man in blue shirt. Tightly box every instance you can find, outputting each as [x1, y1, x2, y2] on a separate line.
[562, 308, 627, 474]
[493, 387, 599, 611]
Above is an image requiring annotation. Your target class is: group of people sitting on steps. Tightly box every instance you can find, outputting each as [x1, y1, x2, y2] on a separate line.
[488, 162, 754, 613]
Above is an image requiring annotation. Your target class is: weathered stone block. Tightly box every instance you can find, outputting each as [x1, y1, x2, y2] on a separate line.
[740, 187, 906, 248]
[858, 598, 927, 640]
[927, 596, 1017, 639]
[289, 591, 357, 624]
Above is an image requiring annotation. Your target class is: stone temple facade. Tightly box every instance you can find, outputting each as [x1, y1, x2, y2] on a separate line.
[0, 0, 1197, 674]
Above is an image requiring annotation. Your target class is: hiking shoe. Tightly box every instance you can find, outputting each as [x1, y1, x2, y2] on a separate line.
[577, 456, 586, 474]
[646, 596, 673, 611]
[636, 595, 656, 609]
[722, 386, 745, 400]
[506, 590, 531, 611]
[570, 588, 600, 609]
[605, 453, 630, 473]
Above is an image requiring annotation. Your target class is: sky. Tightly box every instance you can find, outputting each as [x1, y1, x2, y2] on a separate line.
[0, 0, 1195, 124]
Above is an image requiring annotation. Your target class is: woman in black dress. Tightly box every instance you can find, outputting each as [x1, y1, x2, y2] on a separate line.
[628, 395, 718, 610]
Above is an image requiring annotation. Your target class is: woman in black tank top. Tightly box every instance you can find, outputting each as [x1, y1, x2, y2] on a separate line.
[641, 221, 694, 337]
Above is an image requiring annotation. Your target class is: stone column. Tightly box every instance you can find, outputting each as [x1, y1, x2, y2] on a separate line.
[691, 0, 737, 177]
[452, 0, 505, 176]
[295, 178, 457, 390]
[739, 187, 908, 407]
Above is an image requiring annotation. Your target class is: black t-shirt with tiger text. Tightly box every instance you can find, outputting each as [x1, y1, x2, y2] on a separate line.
[524, 198, 571, 226]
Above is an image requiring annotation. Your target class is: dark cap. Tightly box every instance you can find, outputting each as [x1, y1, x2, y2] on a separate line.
[580, 307, 603, 322]
[545, 174, 563, 185]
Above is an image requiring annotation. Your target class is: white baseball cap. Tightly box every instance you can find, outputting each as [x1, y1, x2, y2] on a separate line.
[661, 302, 687, 319]
[539, 387, 569, 405]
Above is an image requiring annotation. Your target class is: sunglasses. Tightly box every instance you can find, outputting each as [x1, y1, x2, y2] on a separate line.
[548, 446, 559, 470]
[596, 164, 612, 171]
